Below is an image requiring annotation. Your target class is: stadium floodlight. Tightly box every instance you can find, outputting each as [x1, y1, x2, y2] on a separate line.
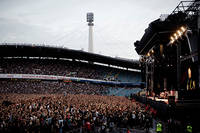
[87, 12, 94, 23]
[87, 12, 94, 53]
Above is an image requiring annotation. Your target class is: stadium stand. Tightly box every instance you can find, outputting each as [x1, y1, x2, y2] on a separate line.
[0, 58, 141, 82]
[0, 79, 110, 95]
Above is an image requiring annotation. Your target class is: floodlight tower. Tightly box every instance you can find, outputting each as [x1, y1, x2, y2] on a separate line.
[87, 12, 94, 53]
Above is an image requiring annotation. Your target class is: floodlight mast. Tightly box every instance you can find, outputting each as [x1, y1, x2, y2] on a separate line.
[87, 12, 94, 53]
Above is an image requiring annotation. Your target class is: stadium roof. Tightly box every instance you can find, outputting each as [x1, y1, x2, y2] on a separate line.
[0, 43, 140, 70]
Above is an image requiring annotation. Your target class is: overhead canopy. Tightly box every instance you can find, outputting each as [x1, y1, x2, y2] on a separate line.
[134, 12, 188, 55]
[0, 43, 140, 70]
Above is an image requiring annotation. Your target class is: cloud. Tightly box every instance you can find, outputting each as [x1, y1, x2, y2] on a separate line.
[0, 17, 54, 44]
[0, 0, 182, 59]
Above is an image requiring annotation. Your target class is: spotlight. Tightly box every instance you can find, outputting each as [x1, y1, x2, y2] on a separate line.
[174, 33, 178, 40]
[170, 36, 175, 44]
[180, 26, 186, 32]
[151, 50, 154, 54]
[177, 30, 182, 37]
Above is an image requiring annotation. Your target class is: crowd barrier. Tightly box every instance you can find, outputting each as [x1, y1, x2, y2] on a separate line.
[63, 127, 144, 133]
[131, 94, 169, 120]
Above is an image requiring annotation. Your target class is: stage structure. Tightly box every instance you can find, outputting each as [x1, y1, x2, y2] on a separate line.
[87, 12, 94, 53]
[134, 1, 200, 131]
[135, 0, 200, 100]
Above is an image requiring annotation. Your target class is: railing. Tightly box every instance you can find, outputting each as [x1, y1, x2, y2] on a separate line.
[64, 127, 145, 133]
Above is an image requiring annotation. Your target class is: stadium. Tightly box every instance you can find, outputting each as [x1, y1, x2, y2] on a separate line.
[0, 43, 147, 133]
[0, 0, 200, 133]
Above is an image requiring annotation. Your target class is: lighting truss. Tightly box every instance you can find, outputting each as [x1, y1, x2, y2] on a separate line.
[171, 1, 200, 16]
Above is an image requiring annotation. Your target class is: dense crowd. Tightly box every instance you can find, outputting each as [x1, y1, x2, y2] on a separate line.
[0, 94, 154, 133]
[0, 80, 110, 95]
[0, 58, 147, 133]
[0, 58, 122, 81]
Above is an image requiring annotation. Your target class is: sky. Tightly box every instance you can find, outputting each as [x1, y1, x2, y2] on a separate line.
[0, 0, 181, 60]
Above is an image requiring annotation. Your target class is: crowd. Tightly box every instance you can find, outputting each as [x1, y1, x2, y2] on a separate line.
[0, 80, 110, 95]
[0, 58, 150, 133]
[0, 94, 153, 133]
[0, 58, 141, 82]
[0, 58, 121, 81]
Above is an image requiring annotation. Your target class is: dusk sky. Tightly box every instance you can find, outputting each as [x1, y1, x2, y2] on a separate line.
[0, 0, 181, 59]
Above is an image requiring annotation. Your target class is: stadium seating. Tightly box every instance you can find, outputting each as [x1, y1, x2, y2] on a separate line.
[0, 79, 110, 95]
[0, 58, 141, 82]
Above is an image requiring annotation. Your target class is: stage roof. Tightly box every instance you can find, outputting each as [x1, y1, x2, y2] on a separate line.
[134, 12, 187, 55]
[134, 0, 199, 55]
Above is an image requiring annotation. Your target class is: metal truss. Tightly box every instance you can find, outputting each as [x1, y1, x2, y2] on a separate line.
[171, 1, 200, 15]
